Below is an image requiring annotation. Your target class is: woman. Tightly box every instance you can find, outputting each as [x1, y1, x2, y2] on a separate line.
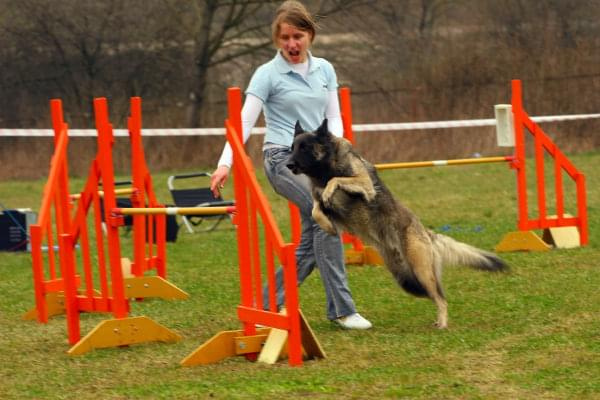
[210, 0, 371, 330]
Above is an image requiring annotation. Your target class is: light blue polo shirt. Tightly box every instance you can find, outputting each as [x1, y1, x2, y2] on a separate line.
[245, 50, 338, 148]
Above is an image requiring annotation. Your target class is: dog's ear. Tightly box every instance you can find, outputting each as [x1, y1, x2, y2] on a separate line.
[316, 119, 329, 138]
[294, 120, 304, 137]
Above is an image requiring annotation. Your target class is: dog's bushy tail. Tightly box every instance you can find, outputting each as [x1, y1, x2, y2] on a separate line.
[431, 232, 508, 271]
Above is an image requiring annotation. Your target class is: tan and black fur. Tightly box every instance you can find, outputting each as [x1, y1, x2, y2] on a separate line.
[286, 119, 508, 328]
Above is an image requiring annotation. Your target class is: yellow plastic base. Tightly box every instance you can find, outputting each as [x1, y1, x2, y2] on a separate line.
[495, 231, 551, 252]
[121, 257, 189, 300]
[123, 276, 189, 300]
[345, 246, 384, 266]
[68, 316, 182, 355]
[23, 289, 100, 321]
[181, 310, 325, 367]
[542, 215, 581, 249]
[180, 328, 271, 366]
[258, 328, 289, 364]
[258, 309, 326, 365]
[542, 227, 580, 249]
[23, 292, 66, 321]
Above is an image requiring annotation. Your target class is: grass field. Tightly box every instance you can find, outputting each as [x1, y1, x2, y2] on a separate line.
[0, 151, 598, 399]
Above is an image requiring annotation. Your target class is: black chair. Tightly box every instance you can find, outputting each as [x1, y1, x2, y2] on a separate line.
[167, 172, 234, 233]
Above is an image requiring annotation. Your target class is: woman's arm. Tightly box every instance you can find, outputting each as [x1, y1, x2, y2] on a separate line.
[216, 94, 263, 168]
[210, 94, 263, 196]
[326, 90, 343, 137]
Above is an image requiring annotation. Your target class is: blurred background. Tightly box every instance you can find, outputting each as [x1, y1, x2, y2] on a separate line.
[1, 0, 599, 179]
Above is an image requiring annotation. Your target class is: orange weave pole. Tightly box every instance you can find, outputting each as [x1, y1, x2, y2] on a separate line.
[511, 80, 588, 245]
[226, 87, 303, 366]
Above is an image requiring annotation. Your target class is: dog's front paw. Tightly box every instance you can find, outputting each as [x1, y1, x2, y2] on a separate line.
[362, 186, 376, 202]
[321, 183, 337, 206]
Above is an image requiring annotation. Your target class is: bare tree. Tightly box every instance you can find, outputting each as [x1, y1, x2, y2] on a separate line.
[2, 0, 181, 126]
[176, 0, 367, 127]
[170, 0, 274, 127]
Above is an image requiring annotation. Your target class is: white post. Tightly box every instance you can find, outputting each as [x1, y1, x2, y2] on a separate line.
[494, 104, 515, 147]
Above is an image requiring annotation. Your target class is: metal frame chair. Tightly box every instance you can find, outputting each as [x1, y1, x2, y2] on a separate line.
[167, 172, 234, 233]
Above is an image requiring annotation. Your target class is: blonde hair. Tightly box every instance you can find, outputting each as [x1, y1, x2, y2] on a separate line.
[271, 1, 317, 46]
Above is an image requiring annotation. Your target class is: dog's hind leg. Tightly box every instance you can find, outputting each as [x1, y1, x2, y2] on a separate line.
[406, 235, 448, 329]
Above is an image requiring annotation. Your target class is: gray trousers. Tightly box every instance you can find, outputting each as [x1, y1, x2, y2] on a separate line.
[262, 146, 357, 320]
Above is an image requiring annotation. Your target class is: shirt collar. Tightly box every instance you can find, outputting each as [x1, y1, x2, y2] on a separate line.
[274, 50, 319, 74]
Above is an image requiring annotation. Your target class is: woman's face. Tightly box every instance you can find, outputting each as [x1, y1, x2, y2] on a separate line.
[277, 22, 312, 64]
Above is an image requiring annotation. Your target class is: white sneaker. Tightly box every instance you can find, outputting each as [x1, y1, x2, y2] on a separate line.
[334, 313, 372, 330]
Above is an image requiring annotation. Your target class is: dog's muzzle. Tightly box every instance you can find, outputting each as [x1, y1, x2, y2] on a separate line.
[286, 161, 300, 174]
[286, 155, 301, 174]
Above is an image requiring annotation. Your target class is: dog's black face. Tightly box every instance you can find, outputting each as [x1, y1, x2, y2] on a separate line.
[286, 119, 333, 178]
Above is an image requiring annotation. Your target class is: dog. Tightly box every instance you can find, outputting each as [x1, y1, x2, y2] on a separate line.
[286, 119, 508, 328]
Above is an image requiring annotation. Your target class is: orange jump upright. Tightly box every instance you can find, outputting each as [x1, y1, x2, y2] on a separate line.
[26, 99, 75, 322]
[496, 80, 588, 251]
[181, 88, 325, 367]
[120, 98, 188, 300]
[63, 97, 180, 355]
[339, 87, 384, 265]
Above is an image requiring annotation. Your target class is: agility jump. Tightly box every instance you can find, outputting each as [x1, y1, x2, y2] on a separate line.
[25, 97, 192, 325]
[326, 80, 588, 262]
[181, 88, 325, 367]
[25, 97, 213, 354]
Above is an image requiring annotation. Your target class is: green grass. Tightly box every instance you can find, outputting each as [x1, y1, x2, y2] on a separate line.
[0, 151, 599, 399]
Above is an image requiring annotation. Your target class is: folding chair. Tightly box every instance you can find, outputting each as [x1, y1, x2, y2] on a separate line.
[167, 172, 234, 233]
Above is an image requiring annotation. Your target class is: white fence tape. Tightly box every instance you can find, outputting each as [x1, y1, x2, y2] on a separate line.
[1, 113, 599, 137]
[352, 113, 600, 132]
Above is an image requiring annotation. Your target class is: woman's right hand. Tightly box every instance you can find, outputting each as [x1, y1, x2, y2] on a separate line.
[210, 165, 230, 198]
